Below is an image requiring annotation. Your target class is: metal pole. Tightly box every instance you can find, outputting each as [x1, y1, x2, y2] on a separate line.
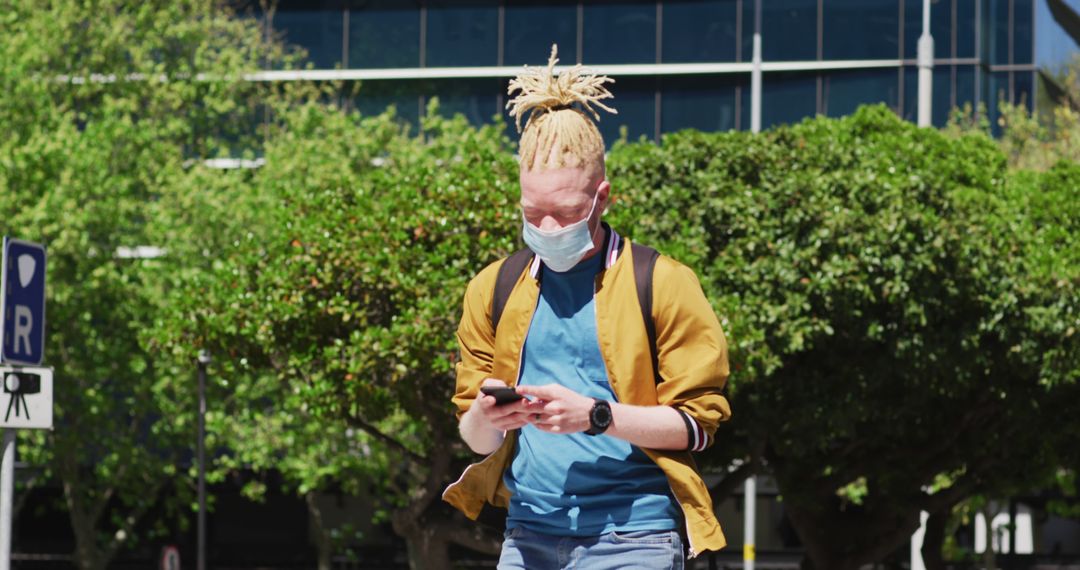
[744, 474, 756, 570]
[917, 0, 934, 127]
[911, 510, 929, 570]
[746, 2, 761, 561]
[197, 350, 210, 570]
[750, 0, 762, 134]
[0, 430, 14, 570]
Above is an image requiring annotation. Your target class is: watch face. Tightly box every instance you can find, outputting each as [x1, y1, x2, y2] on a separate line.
[592, 401, 612, 428]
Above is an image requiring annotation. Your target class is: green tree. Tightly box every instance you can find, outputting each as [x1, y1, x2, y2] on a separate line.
[606, 105, 1080, 569]
[152, 100, 519, 569]
[0, 1, 281, 567]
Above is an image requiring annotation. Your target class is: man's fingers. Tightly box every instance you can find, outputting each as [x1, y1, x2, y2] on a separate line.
[514, 384, 560, 400]
[495, 408, 543, 431]
[494, 419, 530, 430]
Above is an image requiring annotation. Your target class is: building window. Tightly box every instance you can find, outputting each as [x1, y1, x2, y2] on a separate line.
[930, 0, 953, 58]
[932, 66, 952, 126]
[823, 0, 899, 61]
[988, 0, 1011, 65]
[661, 74, 741, 133]
[955, 65, 976, 111]
[957, 0, 976, 59]
[349, 0, 421, 69]
[1013, 0, 1033, 65]
[271, 0, 345, 69]
[1014, 70, 1033, 110]
[505, 0, 578, 66]
[760, 0, 818, 61]
[426, 0, 499, 67]
[822, 67, 899, 117]
[352, 80, 423, 127]
[596, 75, 656, 142]
[662, 0, 739, 63]
[583, 0, 657, 64]
[762, 72, 818, 127]
[427, 78, 502, 126]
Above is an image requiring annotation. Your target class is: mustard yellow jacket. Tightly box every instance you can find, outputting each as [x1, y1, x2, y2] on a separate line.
[443, 227, 732, 557]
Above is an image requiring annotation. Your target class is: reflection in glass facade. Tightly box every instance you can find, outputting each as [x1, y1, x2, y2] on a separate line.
[824, 67, 898, 118]
[352, 80, 424, 126]
[583, 1, 657, 64]
[661, 75, 740, 132]
[662, 1, 738, 63]
[760, 0, 818, 61]
[426, 0, 499, 67]
[505, 1, 578, 66]
[429, 78, 502, 124]
[257, 0, 1040, 140]
[594, 76, 657, 142]
[823, 0, 898, 61]
[762, 72, 818, 128]
[270, 0, 345, 69]
[349, 1, 422, 69]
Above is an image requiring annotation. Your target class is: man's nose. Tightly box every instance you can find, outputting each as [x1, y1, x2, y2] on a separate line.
[536, 216, 565, 232]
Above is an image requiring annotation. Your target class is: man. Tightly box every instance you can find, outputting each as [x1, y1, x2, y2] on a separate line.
[442, 46, 731, 569]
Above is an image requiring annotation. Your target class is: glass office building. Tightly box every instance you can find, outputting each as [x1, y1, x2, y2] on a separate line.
[247, 0, 1041, 142]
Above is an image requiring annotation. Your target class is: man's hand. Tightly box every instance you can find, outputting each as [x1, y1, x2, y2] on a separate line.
[516, 383, 695, 450]
[459, 379, 542, 454]
[469, 379, 538, 431]
[514, 384, 593, 434]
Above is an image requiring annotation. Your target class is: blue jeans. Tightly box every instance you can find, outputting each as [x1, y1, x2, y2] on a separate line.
[497, 526, 684, 570]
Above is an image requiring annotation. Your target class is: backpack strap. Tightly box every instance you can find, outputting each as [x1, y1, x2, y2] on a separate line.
[491, 248, 534, 333]
[630, 242, 662, 384]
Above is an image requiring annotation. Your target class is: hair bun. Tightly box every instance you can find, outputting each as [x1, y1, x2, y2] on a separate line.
[506, 44, 617, 134]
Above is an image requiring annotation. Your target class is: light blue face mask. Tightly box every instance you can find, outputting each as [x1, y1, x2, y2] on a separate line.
[521, 192, 600, 273]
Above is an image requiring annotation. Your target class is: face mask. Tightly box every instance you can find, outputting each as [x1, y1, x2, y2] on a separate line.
[521, 192, 600, 273]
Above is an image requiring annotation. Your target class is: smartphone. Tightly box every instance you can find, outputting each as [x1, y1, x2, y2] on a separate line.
[480, 386, 524, 405]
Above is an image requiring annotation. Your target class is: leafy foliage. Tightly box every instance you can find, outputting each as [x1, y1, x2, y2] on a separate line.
[0, 1, 281, 567]
[150, 99, 521, 566]
[607, 106, 1079, 568]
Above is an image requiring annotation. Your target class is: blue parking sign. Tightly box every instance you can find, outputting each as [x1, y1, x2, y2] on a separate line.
[1, 238, 46, 365]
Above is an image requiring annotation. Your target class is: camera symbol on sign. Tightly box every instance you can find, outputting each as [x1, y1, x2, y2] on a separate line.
[4, 372, 40, 421]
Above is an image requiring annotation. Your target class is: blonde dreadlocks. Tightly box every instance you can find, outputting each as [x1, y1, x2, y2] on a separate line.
[506, 44, 617, 172]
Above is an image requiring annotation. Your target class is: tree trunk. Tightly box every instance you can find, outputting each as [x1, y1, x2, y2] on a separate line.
[403, 527, 451, 570]
[783, 500, 922, 570]
[921, 510, 948, 570]
[306, 491, 334, 570]
[63, 481, 106, 570]
[59, 457, 164, 570]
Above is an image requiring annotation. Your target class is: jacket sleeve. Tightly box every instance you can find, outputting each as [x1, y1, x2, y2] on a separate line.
[451, 260, 502, 419]
[652, 257, 732, 452]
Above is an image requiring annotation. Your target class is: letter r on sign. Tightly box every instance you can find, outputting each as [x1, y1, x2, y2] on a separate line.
[13, 305, 31, 356]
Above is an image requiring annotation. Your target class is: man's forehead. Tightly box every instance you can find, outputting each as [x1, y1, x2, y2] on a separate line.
[520, 166, 597, 199]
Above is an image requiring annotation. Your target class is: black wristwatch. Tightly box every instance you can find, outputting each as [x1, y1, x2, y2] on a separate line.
[585, 399, 613, 436]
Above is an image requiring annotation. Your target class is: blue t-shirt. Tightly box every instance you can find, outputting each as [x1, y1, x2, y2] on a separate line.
[504, 252, 678, 536]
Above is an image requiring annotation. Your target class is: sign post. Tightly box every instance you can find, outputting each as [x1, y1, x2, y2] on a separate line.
[0, 237, 49, 570]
